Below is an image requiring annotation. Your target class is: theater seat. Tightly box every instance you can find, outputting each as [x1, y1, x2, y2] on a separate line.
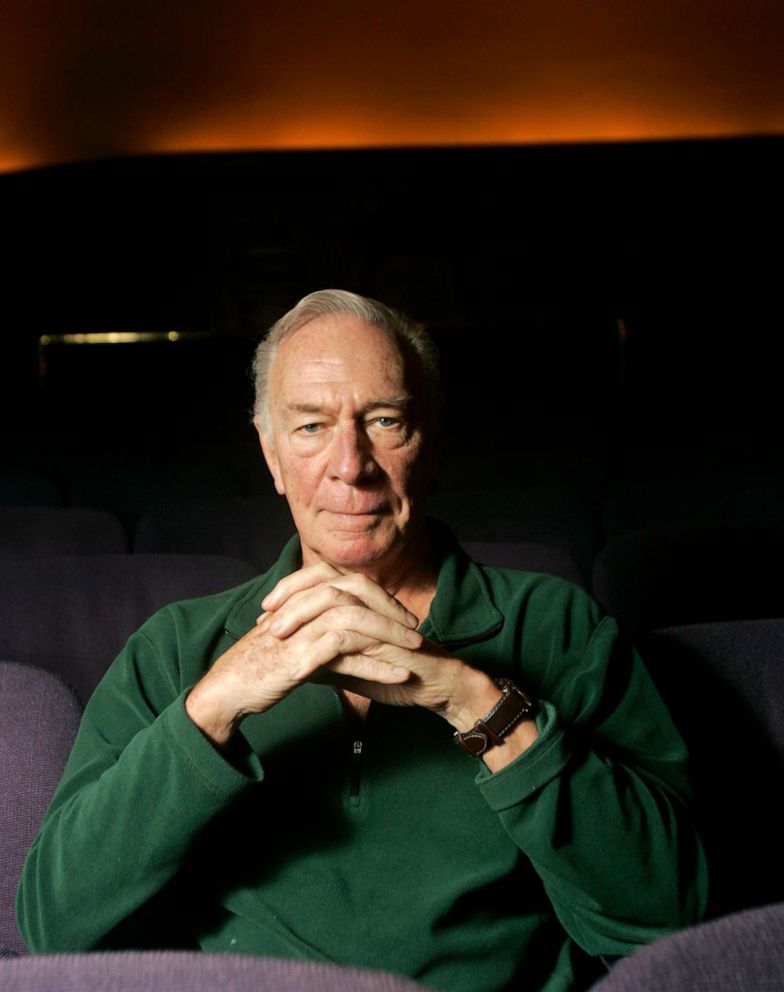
[134, 497, 294, 572]
[0, 663, 82, 956]
[430, 484, 601, 583]
[463, 541, 585, 586]
[592, 522, 784, 637]
[590, 901, 784, 991]
[0, 950, 431, 990]
[637, 619, 784, 917]
[67, 453, 245, 533]
[0, 507, 128, 555]
[0, 554, 257, 703]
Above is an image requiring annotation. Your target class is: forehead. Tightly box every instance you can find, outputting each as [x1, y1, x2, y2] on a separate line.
[270, 315, 410, 399]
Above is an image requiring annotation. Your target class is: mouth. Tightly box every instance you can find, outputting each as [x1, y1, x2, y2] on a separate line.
[322, 503, 388, 515]
[321, 507, 389, 528]
[325, 509, 385, 518]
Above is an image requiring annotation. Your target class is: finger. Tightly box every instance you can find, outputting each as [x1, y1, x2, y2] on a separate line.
[313, 604, 423, 651]
[328, 572, 420, 628]
[321, 653, 411, 685]
[287, 628, 377, 679]
[320, 672, 408, 699]
[263, 566, 419, 631]
[261, 561, 342, 612]
[287, 628, 418, 681]
[341, 638, 445, 685]
[270, 587, 422, 646]
[267, 584, 362, 638]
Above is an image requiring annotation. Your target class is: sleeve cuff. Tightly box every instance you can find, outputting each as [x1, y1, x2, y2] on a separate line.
[476, 700, 571, 810]
[161, 690, 265, 799]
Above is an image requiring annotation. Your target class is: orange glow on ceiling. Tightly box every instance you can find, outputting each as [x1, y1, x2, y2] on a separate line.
[1, 0, 783, 173]
[151, 110, 784, 157]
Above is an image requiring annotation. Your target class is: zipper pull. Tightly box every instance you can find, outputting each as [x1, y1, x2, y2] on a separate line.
[350, 739, 364, 800]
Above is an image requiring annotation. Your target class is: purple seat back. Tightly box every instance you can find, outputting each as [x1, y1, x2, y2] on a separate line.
[0, 663, 82, 956]
[134, 498, 294, 572]
[430, 484, 601, 581]
[0, 554, 257, 703]
[590, 901, 784, 991]
[463, 540, 585, 586]
[68, 455, 244, 533]
[638, 619, 784, 916]
[592, 522, 784, 636]
[0, 950, 430, 990]
[0, 508, 127, 555]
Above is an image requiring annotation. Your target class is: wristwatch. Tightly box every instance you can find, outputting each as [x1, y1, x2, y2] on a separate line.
[453, 678, 537, 757]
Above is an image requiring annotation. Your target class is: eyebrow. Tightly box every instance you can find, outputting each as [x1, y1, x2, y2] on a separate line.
[285, 396, 413, 415]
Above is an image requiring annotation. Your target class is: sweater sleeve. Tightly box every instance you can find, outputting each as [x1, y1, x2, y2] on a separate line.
[476, 613, 708, 957]
[16, 617, 264, 953]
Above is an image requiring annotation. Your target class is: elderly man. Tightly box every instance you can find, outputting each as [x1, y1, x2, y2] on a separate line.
[18, 290, 706, 992]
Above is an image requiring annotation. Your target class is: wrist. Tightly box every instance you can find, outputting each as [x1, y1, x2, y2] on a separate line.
[185, 680, 246, 748]
[443, 667, 503, 733]
[452, 676, 539, 763]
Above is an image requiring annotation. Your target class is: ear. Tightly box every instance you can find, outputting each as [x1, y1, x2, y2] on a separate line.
[254, 417, 286, 496]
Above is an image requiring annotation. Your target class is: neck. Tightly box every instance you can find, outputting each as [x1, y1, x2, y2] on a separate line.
[376, 541, 439, 620]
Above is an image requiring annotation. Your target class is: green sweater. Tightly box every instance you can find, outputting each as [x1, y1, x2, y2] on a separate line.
[17, 525, 707, 992]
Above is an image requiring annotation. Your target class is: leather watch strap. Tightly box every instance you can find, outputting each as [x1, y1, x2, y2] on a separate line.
[453, 678, 537, 757]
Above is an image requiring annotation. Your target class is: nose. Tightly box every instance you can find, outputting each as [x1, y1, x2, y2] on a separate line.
[328, 423, 379, 485]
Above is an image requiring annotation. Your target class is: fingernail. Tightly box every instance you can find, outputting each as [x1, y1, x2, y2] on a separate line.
[405, 611, 419, 626]
[405, 628, 422, 646]
[269, 618, 284, 635]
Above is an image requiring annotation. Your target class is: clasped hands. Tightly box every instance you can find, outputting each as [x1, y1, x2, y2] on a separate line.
[186, 561, 492, 747]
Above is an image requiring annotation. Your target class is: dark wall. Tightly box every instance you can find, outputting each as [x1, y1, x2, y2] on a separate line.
[2, 137, 783, 485]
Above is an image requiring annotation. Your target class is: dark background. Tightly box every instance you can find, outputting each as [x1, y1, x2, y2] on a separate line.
[3, 138, 783, 492]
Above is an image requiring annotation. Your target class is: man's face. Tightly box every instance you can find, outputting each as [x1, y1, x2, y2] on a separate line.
[258, 315, 433, 572]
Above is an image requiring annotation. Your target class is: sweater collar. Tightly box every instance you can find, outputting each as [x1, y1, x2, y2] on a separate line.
[224, 519, 503, 646]
[419, 519, 504, 646]
[224, 534, 303, 639]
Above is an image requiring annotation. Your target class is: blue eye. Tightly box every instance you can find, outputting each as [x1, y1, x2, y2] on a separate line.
[376, 417, 398, 428]
[299, 423, 321, 434]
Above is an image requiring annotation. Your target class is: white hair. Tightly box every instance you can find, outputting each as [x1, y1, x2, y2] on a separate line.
[251, 289, 442, 438]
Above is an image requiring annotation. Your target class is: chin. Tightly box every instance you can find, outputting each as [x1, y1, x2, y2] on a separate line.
[320, 535, 397, 570]
[307, 520, 407, 571]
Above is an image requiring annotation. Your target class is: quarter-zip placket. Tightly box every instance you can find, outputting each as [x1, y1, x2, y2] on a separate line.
[349, 737, 364, 807]
[334, 688, 370, 808]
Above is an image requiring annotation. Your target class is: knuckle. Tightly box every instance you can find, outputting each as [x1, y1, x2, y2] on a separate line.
[330, 575, 356, 599]
[362, 640, 385, 658]
[325, 584, 347, 605]
[344, 604, 367, 626]
[352, 573, 373, 594]
[338, 572, 369, 598]
[324, 629, 347, 652]
[315, 561, 340, 581]
[326, 604, 362, 628]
